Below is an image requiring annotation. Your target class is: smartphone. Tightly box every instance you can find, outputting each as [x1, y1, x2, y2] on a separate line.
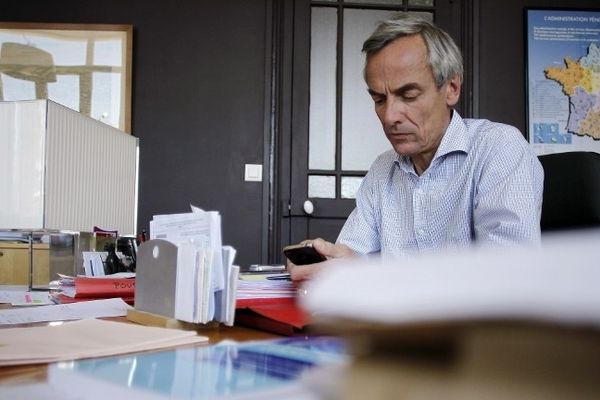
[283, 243, 327, 265]
[248, 264, 286, 273]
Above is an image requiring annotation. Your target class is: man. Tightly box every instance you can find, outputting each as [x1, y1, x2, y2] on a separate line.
[288, 12, 543, 281]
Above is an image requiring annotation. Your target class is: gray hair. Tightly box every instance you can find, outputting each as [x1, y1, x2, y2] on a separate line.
[362, 12, 463, 88]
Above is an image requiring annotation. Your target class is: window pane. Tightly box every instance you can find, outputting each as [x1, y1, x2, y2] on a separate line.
[308, 175, 336, 198]
[309, 7, 337, 171]
[48, 75, 79, 111]
[409, 0, 434, 5]
[341, 176, 363, 199]
[341, 9, 396, 171]
[1, 74, 36, 100]
[93, 38, 123, 66]
[91, 72, 121, 127]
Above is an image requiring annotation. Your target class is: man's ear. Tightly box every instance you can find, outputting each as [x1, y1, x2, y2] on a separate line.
[445, 74, 462, 107]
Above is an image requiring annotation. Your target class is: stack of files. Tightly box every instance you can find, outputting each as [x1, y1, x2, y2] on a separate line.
[169, 242, 239, 325]
[301, 230, 600, 400]
[140, 205, 239, 325]
[50, 273, 135, 305]
[214, 245, 239, 325]
[236, 273, 297, 305]
[236, 273, 308, 335]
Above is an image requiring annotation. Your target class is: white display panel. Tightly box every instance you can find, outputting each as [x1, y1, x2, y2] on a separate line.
[0, 99, 138, 234]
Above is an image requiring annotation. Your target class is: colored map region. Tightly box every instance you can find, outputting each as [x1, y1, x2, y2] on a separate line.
[544, 43, 600, 140]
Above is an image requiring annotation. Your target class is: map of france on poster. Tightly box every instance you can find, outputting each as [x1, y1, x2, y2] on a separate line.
[527, 9, 600, 155]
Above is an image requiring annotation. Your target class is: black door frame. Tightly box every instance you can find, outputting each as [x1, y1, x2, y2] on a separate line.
[268, 0, 475, 263]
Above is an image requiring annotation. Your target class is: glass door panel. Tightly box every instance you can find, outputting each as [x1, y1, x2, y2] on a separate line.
[309, 7, 337, 171]
[282, 0, 454, 249]
[341, 8, 396, 171]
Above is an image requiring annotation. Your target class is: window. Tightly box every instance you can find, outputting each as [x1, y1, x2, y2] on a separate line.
[307, 1, 434, 199]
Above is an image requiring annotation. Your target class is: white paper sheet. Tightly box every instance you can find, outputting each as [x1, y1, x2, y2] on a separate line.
[150, 210, 225, 292]
[0, 289, 53, 306]
[0, 298, 132, 325]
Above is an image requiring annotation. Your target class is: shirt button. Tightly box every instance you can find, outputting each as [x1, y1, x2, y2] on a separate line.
[417, 228, 425, 235]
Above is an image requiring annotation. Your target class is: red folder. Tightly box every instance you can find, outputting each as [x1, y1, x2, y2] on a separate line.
[51, 293, 135, 306]
[70, 276, 135, 298]
[235, 297, 309, 336]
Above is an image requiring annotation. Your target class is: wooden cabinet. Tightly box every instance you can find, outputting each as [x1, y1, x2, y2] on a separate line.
[0, 242, 49, 285]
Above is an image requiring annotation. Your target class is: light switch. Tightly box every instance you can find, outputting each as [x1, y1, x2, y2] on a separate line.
[244, 164, 263, 182]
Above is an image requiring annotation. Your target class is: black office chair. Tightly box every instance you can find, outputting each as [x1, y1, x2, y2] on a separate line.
[538, 151, 600, 231]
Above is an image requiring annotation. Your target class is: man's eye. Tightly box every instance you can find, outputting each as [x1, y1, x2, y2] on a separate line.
[372, 97, 384, 105]
[403, 91, 420, 101]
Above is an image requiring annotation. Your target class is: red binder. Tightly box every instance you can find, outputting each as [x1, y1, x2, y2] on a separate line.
[51, 293, 135, 305]
[235, 297, 309, 336]
[73, 277, 135, 297]
[53, 276, 135, 305]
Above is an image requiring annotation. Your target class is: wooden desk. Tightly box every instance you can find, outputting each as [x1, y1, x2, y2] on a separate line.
[0, 318, 281, 385]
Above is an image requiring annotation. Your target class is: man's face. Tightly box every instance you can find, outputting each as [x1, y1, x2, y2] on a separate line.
[365, 34, 461, 169]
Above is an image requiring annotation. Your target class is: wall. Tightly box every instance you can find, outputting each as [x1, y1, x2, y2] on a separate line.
[0, 1, 269, 268]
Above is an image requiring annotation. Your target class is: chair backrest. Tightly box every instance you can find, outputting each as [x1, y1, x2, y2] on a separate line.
[538, 151, 600, 231]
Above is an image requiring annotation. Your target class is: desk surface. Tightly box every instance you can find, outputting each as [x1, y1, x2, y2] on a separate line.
[0, 318, 281, 385]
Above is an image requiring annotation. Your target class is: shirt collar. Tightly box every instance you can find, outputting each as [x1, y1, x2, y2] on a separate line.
[435, 110, 469, 157]
[394, 110, 469, 173]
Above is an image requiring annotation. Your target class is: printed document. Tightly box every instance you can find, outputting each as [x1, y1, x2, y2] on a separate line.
[0, 298, 131, 325]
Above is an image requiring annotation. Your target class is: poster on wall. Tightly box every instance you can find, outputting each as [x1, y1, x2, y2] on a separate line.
[0, 23, 132, 133]
[526, 9, 600, 156]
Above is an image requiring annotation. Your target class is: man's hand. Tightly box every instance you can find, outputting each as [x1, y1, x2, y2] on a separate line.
[286, 238, 356, 282]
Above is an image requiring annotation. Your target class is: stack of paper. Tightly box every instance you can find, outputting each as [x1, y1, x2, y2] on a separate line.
[215, 245, 239, 325]
[150, 207, 225, 290]
[0, 298, 131, 326]
[237, 274, 297, 305]
[0, 289, 53, 306]
[0, 318, 208, 366]
[235, 275, 307, 335]
[145, 205, 239, 326]
[81, 251, 109, 276]
[50, 273, 135, 305]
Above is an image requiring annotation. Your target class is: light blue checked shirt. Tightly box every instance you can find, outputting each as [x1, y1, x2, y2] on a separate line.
[337, 111, 544, 259]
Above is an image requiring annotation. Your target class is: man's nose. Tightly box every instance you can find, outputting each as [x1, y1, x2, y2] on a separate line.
[381, 99, 407, 126]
